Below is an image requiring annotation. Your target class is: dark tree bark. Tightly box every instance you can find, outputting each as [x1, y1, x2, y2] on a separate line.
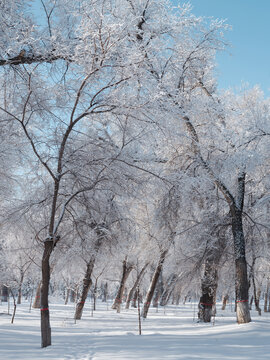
[198, 224, 226, 322]
[152, 272, 163, 308]
[74, 258, 95, 320]
[142, 250, 168, 319]
[101, 282, 108, 303]
[40, 240, 54, 348]
[126, 263, 148, 309]
[1, 285, 8, 302]
[112, 259, 134, 313]
[17, 270, 24, 305]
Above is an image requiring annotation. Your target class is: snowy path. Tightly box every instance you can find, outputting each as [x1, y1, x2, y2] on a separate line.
[0, 301, 269, 359]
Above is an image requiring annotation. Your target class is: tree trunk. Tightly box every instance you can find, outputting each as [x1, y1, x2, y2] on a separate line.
[64, 288, 70, 305]
[17, 270, 24, 305]
[152, 271, 163, 307]
[32, 282, 41, 309]
[221, 294, 229, 310]
[74, 258, 95, 320]
[230, 203, 250, 323]
[198, 261, 218, 322]
[112, 259, 133, 313]
[1, 285, 8, 302]
[40, 240, 54, 348]
[160, 273, 178, 307]
[126, 263, 148, 309]
[101, 282, 108, 302]
[132, 289, 138, 308]
[142, 250, 168, 319]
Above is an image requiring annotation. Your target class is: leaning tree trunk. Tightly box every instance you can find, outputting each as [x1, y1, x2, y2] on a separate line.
[112, 259, 133, 313]
[160, 273, 178, 307]
[231, 207, 251, 324]
[126, 263, 148, 309]
[142, 250, 168, 319]
[74, 257, 95, 320]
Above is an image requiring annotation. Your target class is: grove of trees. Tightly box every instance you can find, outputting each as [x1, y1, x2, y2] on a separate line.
[1, 0, 270, 349]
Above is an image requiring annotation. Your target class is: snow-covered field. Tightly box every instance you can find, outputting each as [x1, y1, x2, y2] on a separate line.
[0, 300, 269, 360]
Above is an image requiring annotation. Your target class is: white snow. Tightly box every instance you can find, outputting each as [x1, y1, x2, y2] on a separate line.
[0, 300, 269, 359]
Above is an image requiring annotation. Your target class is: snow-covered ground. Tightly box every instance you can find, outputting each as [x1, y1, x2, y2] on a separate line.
[0, 300, 269, 359]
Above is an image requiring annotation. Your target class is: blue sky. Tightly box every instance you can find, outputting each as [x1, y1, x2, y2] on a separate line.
[184, 0, 270, 96]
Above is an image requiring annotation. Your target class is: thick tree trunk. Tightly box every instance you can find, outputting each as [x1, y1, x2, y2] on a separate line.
[198, 259, 218, 322]
[112, 259, 133, 313]
[231, 209, 251, 323]
[142, 250, 168, 319]
[40, 240, 54, 348]
[74, 258, 95, 320]
[126, 263, 148, 309]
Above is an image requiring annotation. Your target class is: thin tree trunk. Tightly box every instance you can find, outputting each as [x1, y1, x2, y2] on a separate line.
[10, 289, 17, 324]
[65, 288, 70, 305]
[93, 278, 98, 311]
[132, 289, 138, 308]
[142, 250, 168, 319]
[40, 240, 54, 348]
[112, 259, 133, 313]
[74, 258, 95, 320]
[153, 272, 163, 308]
[221, 294, 229, 310]
[126, 263, 148, 309]
[160, 273, 178, 307]
[102, 282, 108, 302]
[17, 270, 24, 305]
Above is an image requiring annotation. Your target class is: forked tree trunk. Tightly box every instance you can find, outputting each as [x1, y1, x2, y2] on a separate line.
[142, 250, 168, 319]
[112, 259, 133, 313]
[74, 258, 95, 320]
[126, 263, 148, 309]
